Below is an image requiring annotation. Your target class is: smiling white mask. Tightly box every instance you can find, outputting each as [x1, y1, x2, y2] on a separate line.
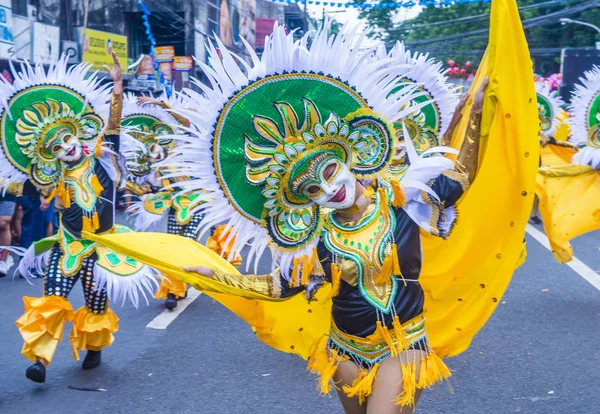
[300, 157, 358, 210]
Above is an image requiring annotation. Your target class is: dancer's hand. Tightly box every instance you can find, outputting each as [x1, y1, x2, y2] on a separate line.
[473, 76, 489, 114]
[183, 265, 215, 277]
[457, 92, 470, 112]
[39, 195, 50, 211]
[104, 51, 123, 94]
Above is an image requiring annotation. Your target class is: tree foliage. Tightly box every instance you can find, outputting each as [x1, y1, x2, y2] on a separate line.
[354, 0, 600, 75]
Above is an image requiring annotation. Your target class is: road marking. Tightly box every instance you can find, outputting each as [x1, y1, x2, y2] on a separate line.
[146, 289, 202, 330]
[526, 224, 600, 292]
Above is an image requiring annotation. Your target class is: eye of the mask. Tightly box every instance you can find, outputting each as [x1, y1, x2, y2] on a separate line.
[323, 163, 337, 180]
[305, 185, 321, 195]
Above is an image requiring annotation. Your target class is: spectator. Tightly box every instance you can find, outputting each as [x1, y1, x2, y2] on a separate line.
[16, 181, 48, 278]
[0, 192, 17, 276]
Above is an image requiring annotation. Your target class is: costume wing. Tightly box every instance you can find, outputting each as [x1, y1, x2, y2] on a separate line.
[83, 230, 332, 359]
[536, 165, 600, 263]
[419, 0, 539, 357]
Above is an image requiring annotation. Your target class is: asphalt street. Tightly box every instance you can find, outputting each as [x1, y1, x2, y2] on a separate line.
[0, 220, 598, 414]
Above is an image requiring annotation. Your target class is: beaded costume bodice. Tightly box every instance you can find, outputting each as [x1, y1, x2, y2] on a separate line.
[322, 190, 400, 313]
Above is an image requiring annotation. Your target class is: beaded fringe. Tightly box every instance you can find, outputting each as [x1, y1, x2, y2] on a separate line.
[307, 319, 450, 407]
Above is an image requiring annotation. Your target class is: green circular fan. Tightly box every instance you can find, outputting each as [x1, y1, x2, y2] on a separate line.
[391, 80, 441, 155]
[0, 85, 99, 187]
[214, 73, 370, 225]
[536, 94, 554, 134]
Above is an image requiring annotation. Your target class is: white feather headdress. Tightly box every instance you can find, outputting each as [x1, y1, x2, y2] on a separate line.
[164, 23, 456, 276]
[570, 65, 600, 169]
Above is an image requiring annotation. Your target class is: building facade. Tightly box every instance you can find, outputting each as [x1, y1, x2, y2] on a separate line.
[1, 0, 307, 91]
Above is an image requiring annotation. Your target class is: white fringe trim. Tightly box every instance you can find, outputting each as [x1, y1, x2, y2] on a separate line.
[93, 263, 160, 309]
[573, 146, 600, 170]
[569, 65, 600, 146]
[125, 195, 168, 231]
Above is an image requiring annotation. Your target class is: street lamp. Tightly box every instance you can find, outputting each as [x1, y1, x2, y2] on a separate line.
[560, 18, 600, 50]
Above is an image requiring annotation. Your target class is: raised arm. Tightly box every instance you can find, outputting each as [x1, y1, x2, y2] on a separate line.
[441, 92, 470, 146]
[137, 96, 191, 128]
[103, 52, 123, 150]
[455, 77, 489, 184]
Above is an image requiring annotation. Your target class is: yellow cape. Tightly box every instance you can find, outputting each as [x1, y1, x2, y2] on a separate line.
[421, 0, 538, 357]
[83, 0, 538, 360]
[536, 165, 600, 263]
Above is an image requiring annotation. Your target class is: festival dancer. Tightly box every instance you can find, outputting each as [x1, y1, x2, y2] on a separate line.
[0, 53, 157, 383]
[530, 81, 577, 224]
[84, 2, 537, 409]
[123, 93, 241, 310]
[535, 66, 600, 262]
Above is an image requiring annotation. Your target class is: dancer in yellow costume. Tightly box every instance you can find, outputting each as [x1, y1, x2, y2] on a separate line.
[84, 1, 538, 411]
[0, 53, 158, 383]
[536, 66, 600, 262]
[123, 93, 241, 309]
[530, 81, 577, 224]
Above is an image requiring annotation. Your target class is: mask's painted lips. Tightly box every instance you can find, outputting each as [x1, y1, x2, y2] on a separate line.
[329, 185, 346, 203]
[67, 147, 76, 156]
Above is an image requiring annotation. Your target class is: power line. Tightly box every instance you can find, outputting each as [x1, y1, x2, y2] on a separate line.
[391, 0, 566, 32]
[402, 0, 599, 47]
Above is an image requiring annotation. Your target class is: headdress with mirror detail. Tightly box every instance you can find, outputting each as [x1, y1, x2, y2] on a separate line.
[535, 80, 566, 139]
[0, 58, 110, 189]
[166, 23, 454, 277]
[570, 65, 600, 169]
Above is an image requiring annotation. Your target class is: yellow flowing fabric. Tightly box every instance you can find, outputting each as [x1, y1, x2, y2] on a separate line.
[541, 111, 575, 166]
[83, 0, 537, 360]
[420, 0, 538, 357]
[540, 144, 576, 167]
[82, 231, 332, 359]
[536, 165, 600, 263]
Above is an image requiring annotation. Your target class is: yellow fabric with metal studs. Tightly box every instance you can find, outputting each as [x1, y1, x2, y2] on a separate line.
[418, 0, 539, 358]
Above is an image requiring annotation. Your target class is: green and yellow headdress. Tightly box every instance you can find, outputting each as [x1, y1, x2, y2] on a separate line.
[166, 24, 436, 274]
[570, 65, 600, 169]
[0, 58, 110, 189]
[535, 80, 566, 139]
[121, 93, 177, 178]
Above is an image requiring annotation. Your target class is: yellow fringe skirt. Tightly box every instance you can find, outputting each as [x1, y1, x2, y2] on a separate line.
[308, 314, 450, 407]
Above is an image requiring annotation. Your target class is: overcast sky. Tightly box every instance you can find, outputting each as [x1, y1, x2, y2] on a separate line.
[305, 3, 423, 46]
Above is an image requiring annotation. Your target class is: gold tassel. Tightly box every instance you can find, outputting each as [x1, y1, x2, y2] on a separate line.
[301, 251, 316, 286]
[307, 339, 330, 375]
[342, 363, 379, 405]
[394, 361, 416, 407]
[58, 182, 71, 209]
[319, 351, 342, 395]
[425, 352, 451, 386]
[375, 321, 397, 357]
[392, 316, 410, 351]
[416, 356, 428, 389]
[325, 262, 341, 300]
[391, 180, 406, 207]
[91, 174, 104, 196]
[82, 216, 93, 233]
[290, 257, 302, 287]
[91, 211, 100, 231]
[94, 138, 103, 158]
[45, 187, 57, 203]
[375, 253, 394, 285]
